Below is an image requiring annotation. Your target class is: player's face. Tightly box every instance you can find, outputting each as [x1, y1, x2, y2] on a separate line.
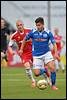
[54, 28, 59, 35]
[1, 19, 5, 29]
[36, 22, 44, 32]
[16, 21, 24, 32]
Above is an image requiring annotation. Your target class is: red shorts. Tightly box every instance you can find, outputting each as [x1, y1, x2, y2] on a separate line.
[20, 53, 33, 65]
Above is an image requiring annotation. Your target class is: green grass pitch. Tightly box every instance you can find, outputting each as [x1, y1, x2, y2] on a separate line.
[1, 67, 66, 99]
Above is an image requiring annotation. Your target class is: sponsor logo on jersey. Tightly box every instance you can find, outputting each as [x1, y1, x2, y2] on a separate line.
[35, 38, 47, 42]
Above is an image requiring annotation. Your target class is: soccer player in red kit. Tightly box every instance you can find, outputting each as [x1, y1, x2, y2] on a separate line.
[8, 20, 36, 87]
[54, 28, 62, 55]
[51, 28, 65, 71]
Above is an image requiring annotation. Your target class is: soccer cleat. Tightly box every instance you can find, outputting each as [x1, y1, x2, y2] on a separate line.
[51, 86, 58, 90]
[31, 80, 36, 88]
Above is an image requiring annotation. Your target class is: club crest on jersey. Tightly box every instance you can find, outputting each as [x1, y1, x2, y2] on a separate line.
[43, 34, 48, 38]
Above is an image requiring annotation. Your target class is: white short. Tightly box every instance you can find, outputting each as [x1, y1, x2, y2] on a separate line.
[33, 51, 54, 69]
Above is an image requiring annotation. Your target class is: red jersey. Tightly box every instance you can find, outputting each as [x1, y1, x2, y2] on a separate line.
[54, 35, 62, 53]
[9, 29, 32, 55]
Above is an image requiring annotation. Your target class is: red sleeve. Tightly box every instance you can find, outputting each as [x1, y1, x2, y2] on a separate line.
[24, 29, 31, 35]
[10, 31, 18, 40]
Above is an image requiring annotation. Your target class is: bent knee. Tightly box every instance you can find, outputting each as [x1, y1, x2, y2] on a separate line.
[24, 62, 31, 69]
[51, 67, 55, 72]
[33, 69, 40, 77]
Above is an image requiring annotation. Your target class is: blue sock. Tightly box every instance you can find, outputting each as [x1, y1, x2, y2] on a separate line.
[39, 68, 48, 75]
[51, 72, 56, 86]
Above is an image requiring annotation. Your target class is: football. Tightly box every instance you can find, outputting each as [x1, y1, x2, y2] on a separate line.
[37, 79, 47, 90]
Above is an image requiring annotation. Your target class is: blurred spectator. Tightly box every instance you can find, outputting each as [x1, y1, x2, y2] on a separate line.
[1, 17, 10, 52]
[1, 17, 15, 67]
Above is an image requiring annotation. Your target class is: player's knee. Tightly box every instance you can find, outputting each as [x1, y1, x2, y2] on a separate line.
[34, 72, 40, 77]
[49, 63, 55, 72]
[24, 62, 31, 69]
[47, 61, 55, 72]
[45, 65, 48, 69]
[33, 69, 40, 77]
[51, 66, 55, 72]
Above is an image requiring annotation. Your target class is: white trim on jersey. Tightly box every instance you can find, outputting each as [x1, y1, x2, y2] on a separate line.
[9, 31, 17, 47]
[9, 40, 15, 47]
[44, 28, 50, 34]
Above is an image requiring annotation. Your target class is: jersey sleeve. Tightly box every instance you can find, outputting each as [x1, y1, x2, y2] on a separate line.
[49, 32, 56, 44]
[8, 34, 15, 47]
[25, 30, 33, 41]
[8, 39, 15, 47]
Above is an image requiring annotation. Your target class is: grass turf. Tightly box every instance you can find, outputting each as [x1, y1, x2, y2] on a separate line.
[1, 67, 66, 99]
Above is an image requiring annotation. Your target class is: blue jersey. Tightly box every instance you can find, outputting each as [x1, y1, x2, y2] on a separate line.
[25, 28, 56, 56]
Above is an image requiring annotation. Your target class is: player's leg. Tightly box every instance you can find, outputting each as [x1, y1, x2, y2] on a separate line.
[43, 65, 51, 86]
[33, 57, 48, 77]
[23, 60, 36, 88]
[55, 53, 61, 71]
[58, 53, 65, 72]
[55, 59, 59, 71]
[59, 61, 65, 72]
[47, 61, 58, 90]
[33, 57, 52, 86]
[45, 51, 58, 90]
[19, 53, 36, 87]
[52, 51, 60, 72]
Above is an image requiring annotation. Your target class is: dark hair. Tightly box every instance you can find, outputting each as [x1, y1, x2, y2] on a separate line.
[35, 17, 44, 24]
[1, 17, 8, 27]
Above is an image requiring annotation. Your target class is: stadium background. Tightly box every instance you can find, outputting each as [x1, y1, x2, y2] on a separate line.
[1, 1, 66, 99]
[1, 1, 66, 36]
[1, 1, 66, 54]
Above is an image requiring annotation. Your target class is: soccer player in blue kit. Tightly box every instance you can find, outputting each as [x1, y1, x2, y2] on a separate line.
[20, 17, 58, 90]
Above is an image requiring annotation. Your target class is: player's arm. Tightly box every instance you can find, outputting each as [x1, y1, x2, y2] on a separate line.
[53, 42, 60, 61]
[19, 37, 27, 54]
[49, 32, 60, 61]
[19, 31, 33, 54]
[61, 40, 65, 48]
[49, 32, 57, 53]
[8, 37, 15, 55]
[53, 43, 57, 54]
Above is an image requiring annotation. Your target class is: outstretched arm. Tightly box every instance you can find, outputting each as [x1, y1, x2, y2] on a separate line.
[19, 31, 33, 54]
[49, 32, 57, 53]
[8, 39, 17, 55]
[19, 37, 27, 54]
[49, 32, 60, 61]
